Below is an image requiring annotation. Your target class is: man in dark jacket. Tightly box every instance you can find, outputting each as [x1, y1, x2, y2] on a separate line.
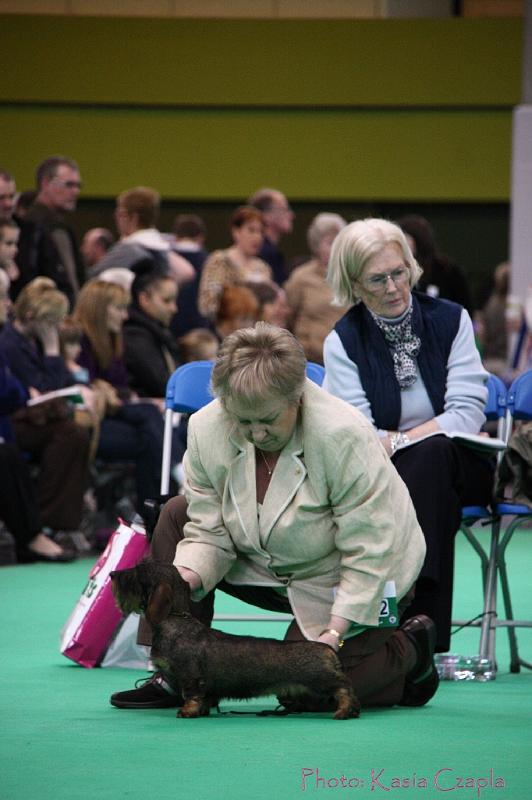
[13, 156, 85, 307]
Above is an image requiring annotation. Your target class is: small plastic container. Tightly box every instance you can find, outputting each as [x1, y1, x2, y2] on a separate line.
[434, 653, 495, 681]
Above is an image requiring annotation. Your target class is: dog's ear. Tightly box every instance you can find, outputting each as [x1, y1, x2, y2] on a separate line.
[145, 582, 174, 626]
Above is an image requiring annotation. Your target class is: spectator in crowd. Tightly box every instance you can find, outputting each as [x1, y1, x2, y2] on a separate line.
[323, 218, 493, 652]
[73, 280, 168, 512]
[170, 214, 209, 336]
[284, 213, 348, 364]
[0, 346, 76, 563]
[81, 227, 115, 270]
[0, 169, 16, 220]
[214, 285, 260, 341]
[89, 187, 194, 286]
[176, 328, 219, 364]
[198, 206, 271, 322]
[0, 277, 92, 550]
[14, 191, 37, 221]
[248, 188, 295, 285]
[59, 316, 90, 385]
[1, 272, 75, 562]
[15, 156, 85, 307]
[123, 261, 180, 399]
[0, 217, 20, 284]
[476, 261, 509, 379]
[246, 280, 290, 329]
[398, 215, 473, 314]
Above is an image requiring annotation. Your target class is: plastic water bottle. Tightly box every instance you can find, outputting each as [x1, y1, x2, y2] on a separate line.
[434, 654, 495, 681]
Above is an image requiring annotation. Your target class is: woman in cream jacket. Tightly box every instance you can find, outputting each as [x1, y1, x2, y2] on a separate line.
[111, 323, 438, 712]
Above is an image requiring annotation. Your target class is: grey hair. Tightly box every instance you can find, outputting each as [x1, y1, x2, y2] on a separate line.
[211, 321, 306, 407]
[307, 213, 347, 256]
[327, 218, 423, 306]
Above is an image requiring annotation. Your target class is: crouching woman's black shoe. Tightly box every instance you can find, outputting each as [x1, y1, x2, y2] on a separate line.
[398, 615, 440, 707]
[110, 673, 181, 709]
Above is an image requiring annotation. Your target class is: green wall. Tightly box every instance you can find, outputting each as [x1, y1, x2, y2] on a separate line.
[0, 15, 522, 201]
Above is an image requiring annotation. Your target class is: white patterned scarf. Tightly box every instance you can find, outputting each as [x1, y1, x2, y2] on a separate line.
[370, 305, 421, 389]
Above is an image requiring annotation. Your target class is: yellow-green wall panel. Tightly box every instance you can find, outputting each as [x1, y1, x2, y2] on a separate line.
[1, 106, 511, 201]
[0, 15, 521, 107]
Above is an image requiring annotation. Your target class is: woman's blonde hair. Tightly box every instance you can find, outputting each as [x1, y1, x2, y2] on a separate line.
[327, 218, 423, 306]
[13, 277, 68, 323]
[73, 280, 129, 370]
[212, 321, 306, 406]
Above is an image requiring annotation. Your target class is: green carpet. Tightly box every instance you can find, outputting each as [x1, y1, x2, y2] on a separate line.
[1, 528, 531, 800]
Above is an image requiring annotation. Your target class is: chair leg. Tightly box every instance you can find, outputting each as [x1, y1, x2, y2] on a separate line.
[479, 517, 501, 669]
[460, 522, 489, 594]
[498, 518, 530, 673]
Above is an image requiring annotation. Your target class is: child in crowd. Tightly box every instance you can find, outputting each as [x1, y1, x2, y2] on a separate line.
[176, 328, 219, 363]
[59, 316, 90, 384]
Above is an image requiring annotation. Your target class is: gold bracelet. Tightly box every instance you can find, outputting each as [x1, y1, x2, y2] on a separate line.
[319, 628, 345, 648]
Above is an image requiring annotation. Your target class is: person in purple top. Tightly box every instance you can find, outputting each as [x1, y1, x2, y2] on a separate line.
[73, 280, 166, 513]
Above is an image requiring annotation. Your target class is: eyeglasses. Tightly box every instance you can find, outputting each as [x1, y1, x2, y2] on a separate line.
[52, 178, 83, 190]
[359, 266, 409, 294]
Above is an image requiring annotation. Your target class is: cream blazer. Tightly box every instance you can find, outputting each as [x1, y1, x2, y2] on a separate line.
[174, 379, 426, 640]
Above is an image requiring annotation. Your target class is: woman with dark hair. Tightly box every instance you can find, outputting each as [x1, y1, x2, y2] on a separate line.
[123, 260, 180, 398]
[73, 280, 166, 513]
[198, 206, 272, 322]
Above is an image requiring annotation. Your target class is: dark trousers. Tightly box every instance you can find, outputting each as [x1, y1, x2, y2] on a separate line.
[13, 417, 91, 530]
[392, 436, 494, 652]
[96, 404, 165, 513]
[0, 443, 41, 551]
[138, 495, 418, 708]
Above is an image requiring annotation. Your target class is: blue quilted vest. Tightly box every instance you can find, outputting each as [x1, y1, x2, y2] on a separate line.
[334, 292, 462, 430]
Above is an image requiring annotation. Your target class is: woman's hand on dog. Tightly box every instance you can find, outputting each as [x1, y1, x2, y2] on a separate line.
[318, 631, 341, 651]
[176, 565, 202, 592]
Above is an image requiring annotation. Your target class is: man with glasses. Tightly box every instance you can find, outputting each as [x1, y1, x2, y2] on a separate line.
[248, 187, 295, 285]
[14, 156, 85, 307]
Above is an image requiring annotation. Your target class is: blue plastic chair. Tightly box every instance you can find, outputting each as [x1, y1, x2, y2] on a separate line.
[454, 371, 532, 674]
[490, 369, 532, 672]
[305, 361, 325, 386]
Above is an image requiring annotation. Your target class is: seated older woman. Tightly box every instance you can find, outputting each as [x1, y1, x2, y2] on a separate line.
[111, 323, 438, 712]
[284, 212, 348, 364]
[323, 218, 494, 653]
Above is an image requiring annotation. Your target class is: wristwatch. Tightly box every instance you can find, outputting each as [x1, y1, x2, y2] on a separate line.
[389, 431, 411, 456]
[319, 628, 345, 648]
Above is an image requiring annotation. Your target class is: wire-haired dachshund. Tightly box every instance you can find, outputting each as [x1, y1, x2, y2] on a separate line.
[110, 560, 360, 720]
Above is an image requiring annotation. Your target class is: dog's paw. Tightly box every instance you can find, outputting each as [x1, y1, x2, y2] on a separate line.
[179, 700, 200, 718]
[178, 698, 210, 718]
[333, 705, 360, 720]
